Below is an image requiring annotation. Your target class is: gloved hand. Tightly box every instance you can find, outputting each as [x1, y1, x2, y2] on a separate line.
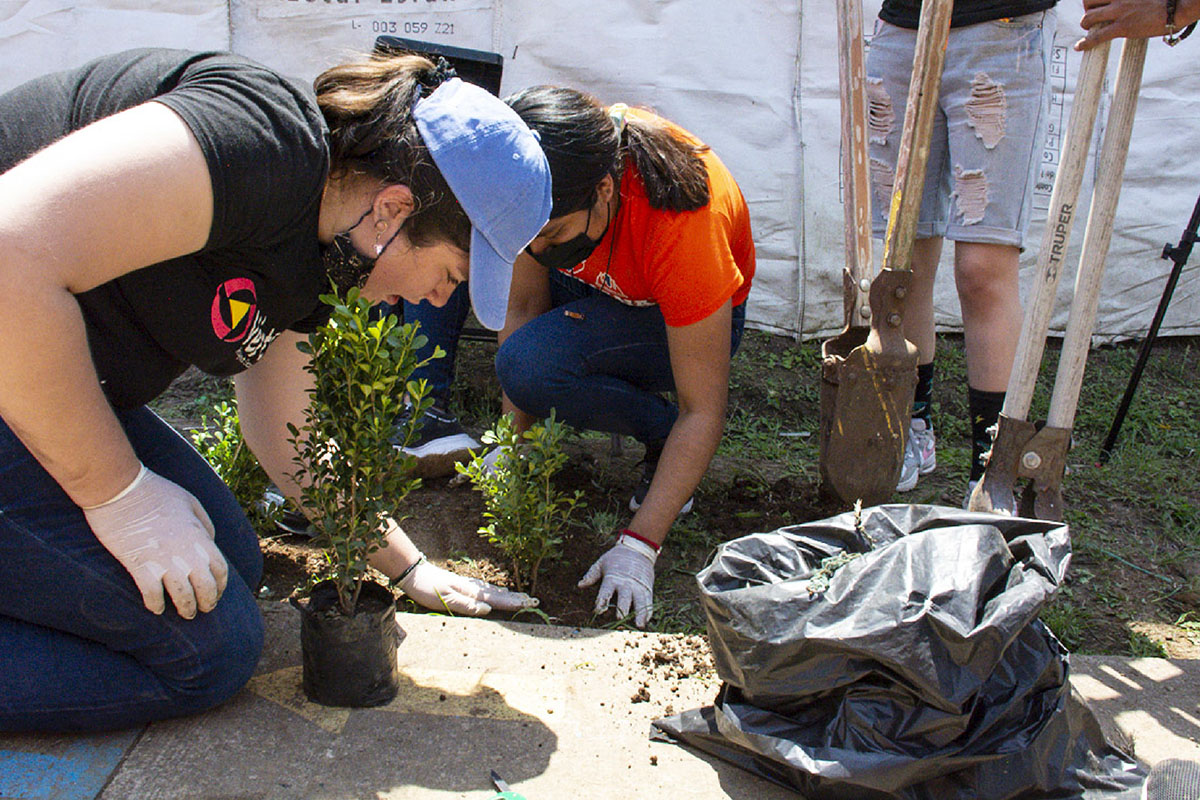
[82, 464, 229, 619]
[450, 445, 507, 486]
[397, 555, 539, 615]
[578, 533, 658, 628]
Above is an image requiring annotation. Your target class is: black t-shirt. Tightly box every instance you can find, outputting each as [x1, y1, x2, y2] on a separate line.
[0, 48, 331, 409]
[880, 0, 1057, 29]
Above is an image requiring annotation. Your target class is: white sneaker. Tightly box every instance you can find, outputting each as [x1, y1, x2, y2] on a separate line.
[896, 419, 937, 492]
[391, 406, 481, 478]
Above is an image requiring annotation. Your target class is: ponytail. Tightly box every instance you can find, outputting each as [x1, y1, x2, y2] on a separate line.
[621, 109, 710, 212]
[506, 86, 709, 216]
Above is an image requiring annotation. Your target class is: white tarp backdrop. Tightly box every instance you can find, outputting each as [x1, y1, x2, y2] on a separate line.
[2, 0, 1196, 341]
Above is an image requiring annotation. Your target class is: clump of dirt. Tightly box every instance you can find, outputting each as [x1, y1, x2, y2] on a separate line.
[639, 635, 716, 682]
[258, 536, 319, 600]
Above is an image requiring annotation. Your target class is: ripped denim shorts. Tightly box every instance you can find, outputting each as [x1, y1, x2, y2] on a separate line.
[866, 9, 1057, 247]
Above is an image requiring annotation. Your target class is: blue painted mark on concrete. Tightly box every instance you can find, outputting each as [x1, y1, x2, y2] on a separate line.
[0, 729, 140, 800]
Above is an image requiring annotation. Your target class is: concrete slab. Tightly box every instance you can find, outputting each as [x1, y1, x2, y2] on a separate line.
[98, 603, 799, 799]
[1069, 654, 1200, 765]
[3, 602, 1197, 799]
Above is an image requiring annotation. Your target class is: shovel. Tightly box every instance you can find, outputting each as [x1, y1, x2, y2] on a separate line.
[818, 0, 875, 495]
[820, 0, 952, 507]
[969, 38, 1146, 520]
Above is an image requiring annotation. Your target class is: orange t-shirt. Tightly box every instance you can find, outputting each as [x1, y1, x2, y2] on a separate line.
[557, 111, 755, 327]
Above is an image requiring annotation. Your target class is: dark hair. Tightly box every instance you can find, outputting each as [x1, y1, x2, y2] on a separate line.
[315, 52, 470, 252]
[504, 86, 710, 217]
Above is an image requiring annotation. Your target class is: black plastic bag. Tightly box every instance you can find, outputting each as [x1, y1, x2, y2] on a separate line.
[653, 505, 1144, 799]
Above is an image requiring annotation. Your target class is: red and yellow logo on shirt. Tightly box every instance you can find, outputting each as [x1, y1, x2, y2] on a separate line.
[211, 278, 257, 343]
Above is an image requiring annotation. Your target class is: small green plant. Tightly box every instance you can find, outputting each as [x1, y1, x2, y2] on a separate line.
[1128, 629, 1168, 659]
[191, 400, 277, 532]
[456, 411, 584, 594]
[806, 551, 863, 598]
[289, 288, 440, 616]
[584, 508, 624, 545]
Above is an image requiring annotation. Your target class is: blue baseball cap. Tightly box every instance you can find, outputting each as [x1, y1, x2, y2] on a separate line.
[414, 78, 553, 330]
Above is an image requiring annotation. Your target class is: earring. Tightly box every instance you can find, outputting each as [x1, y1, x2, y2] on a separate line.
[375, 220, 388, 256]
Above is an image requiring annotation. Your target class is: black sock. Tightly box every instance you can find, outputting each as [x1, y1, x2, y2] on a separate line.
[968, 387, 1005, 482]
[912, 362, 935, 427]
[642, 439, 667, 466]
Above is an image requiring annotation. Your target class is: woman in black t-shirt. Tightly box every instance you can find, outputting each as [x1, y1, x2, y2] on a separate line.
[0, 48, 551, 732]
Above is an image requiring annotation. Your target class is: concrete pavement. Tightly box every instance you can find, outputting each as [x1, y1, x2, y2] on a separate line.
[1, 601, 1197, 799]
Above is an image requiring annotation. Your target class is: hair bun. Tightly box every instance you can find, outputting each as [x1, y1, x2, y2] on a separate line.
[411, 58, 458, 107]
[430, 57, 458, 88]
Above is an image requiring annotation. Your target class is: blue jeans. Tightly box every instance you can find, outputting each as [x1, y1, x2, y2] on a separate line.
[495, 272, 746, 445]
[0, 407, 264, 732]
[374, 285, 472, 411]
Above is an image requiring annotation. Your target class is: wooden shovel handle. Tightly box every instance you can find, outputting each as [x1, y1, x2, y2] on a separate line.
[1003, 44, 1110, 420]
[880, 0, 953, 273]
[1047, 37, 1147, 430]
[837, 0, 873, 321]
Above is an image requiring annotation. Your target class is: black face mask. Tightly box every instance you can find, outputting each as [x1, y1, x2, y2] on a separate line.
[321, 207, 400, 293]
[528, 204, 607, 271]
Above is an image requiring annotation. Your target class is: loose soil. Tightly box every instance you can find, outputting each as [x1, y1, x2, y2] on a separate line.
[155, 331, 1200, 660]
[255, 435, 842, 630]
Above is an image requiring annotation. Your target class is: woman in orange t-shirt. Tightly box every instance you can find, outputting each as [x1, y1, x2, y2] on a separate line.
[497, 86, 755, 628]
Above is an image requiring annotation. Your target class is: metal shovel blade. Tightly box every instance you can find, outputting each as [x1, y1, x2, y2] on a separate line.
[968, 414, 1033, 516]
[968, 415, 1072, 521]
[820, 324, 868, 494]
[821, 270, 918, 506]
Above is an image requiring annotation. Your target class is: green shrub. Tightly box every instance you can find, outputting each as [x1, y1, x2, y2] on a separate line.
[456, 411, 584, 593]
[289, 288, 439, 616]
[191, 400, 277, 532]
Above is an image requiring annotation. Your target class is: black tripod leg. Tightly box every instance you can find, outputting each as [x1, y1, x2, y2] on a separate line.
[1099, 190, 1200, 462]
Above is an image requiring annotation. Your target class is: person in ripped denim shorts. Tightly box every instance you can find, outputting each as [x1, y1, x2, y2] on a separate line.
[866, 1, 1058, 500]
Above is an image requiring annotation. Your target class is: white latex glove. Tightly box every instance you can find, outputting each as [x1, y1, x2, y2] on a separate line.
[450, 445, 505, 486]
[82, 464, 229, 619]
[397, 555, 539, 615]
[578, 533, 658, 628]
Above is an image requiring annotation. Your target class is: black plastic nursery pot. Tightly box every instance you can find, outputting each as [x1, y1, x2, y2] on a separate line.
[293, 579, 404, 708]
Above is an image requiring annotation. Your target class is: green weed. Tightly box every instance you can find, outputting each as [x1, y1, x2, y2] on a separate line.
[582, 507, 625, 545]
[1040, 595, 1090, 653]
[1128, 630, 1168, 658]
[190, 400, 277, 534]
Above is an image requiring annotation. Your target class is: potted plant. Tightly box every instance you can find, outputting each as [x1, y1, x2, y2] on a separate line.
[456, 411, 584, 595]
[288, 288, 438, 707]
